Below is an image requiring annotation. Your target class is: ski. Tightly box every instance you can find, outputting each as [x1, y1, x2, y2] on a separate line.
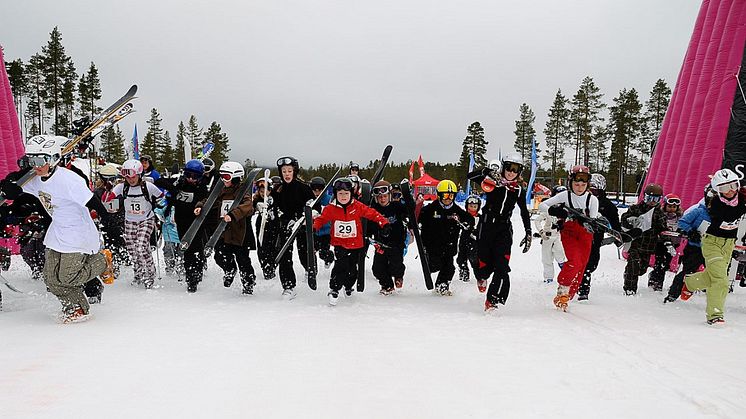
[564, 206, 631, 243]
[357, 144, 393, 292]
[180, 181, 226, 250]
[0, 84, 138, 206]
[0, 272, 23, 293]
[258, 169, 271, 245]
[401, 179, 434, 290]
[204, 168, 262, 256]
[274, 167, 343, 264]
[304, 204, 317, 290]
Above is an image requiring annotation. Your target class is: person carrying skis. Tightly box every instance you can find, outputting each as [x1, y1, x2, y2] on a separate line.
[533, 185, 568, 284]
[539, 166, 599, 311]
[312, 177, 389, 305]
[456, 194, 481, 282]
[663, 186, 713, 303]
[466, 152, 531, 311]
[418, 179, 473, 296]
[647, 193, 684, 291]
[578, 173, 620, 300]
[0, 135, 115, 322]
[253, 176, 280, 279]
[112, 159, 164, 289]
[309, 176, 334, 269]
[620, 183, 667, 295]
[155, 159, 210, 293]
[155, 191, 184, 278]
[369, 180, 408, 294]
[681, 169, 746, 326]
[95, 163, 129, 278]
[270, 156, 314, 300]
[196, 161, 257, 294]
[139, 155, 160, 182]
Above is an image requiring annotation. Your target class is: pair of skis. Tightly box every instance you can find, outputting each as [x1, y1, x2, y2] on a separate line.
[564, 206, 631, 243]
[400, 180, 434, 290]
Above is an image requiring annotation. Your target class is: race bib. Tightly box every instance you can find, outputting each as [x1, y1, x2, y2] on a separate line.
[719, 219, 739, 231]
[176, 191, 194, 203]
[334, 220, 357, 239]
[220, 200, 234, 217]
[126, 196, 148, 216]
[104, 199, 120, 212]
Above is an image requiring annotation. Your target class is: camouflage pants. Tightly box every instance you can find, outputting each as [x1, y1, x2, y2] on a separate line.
[44, 249, 107, 314]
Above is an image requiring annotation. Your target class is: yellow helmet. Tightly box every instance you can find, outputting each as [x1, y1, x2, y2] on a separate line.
[436, 180, 457, 195]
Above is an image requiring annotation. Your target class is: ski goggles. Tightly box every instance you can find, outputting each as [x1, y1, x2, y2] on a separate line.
[26, 154, 57, 168]
[438, 192, 455, 200]
[276, 157, 295, 167]
[665, 198, 681, 206]
[220, 173, 235, 181]
[333, 178, 354, 191]
[372, 185, 391, 195]
[643, 194, 662, 203]
[391, 191, 402, 199]
[571, 172, 591, 183]
[120, 168, 140, 178]
[183, 171, 203, 181]
[503, 162, 522, 174]
[714, 180, 739, 194]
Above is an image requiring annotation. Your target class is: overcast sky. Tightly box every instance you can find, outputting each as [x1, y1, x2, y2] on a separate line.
[1, 0, 701, 167]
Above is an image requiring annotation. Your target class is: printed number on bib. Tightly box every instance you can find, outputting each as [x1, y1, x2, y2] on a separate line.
[334, 220, 357, 239]
[220, 200, 234, 218]
[126, 197, 148, 216]
[176, 191, 194, 203]
[105, 199, 120, 212]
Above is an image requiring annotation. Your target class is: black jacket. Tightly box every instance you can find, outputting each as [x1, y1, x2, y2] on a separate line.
[270, 178, 315, 224]
[370, 200, 409, 249]
[155, 177, 209, 239]
[419, 201, 473, 257]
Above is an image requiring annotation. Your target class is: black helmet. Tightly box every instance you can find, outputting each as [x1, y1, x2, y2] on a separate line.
[270, 175, 282, 188]
[202, 157, 215, 173]
[350, 162, 360, 171]
[276, 156, 299, 172]
[310, 176, 326, 190]
[333, 177, 354, 193]
[552, 185, 567, 196]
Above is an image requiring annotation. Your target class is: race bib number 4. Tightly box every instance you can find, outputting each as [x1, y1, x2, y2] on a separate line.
[334, 220, 357, 238]
[221, 200, 234, 217]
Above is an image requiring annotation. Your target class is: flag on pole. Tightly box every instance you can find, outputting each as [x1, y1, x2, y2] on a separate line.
[418, 155, 425, 178]
[408, 160, 415, 182]
[184, 137, 192, 162]
[131, 124, 139, 160]
[526, 137, 538, 204]
[465, 151, 475, 196]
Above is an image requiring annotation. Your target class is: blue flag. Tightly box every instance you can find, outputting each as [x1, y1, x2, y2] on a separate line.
[526, 137, 538, 204]
[132, 124, 139, 160]
[465, 152, 475, 196]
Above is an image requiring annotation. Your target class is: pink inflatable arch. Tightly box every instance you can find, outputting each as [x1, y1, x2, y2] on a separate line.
[0, 46, 24, 180]
[645, 0, 746, 208]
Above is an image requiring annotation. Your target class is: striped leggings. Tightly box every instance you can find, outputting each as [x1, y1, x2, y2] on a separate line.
[124, 218, 157, 286]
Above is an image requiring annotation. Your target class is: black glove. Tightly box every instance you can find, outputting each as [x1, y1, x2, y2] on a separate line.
[520, 230, 532, 253]
[548, 204, 568, 218]
[0, 179, 23, 200]
[380, 224, 392, 238]
[688, 230, 701, 243]
[628, 228, 643, 240]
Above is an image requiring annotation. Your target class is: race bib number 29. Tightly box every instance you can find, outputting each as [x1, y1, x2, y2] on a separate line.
[334, 220, 357, 238]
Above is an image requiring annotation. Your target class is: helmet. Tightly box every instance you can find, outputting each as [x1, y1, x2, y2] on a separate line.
[310, 176, 326, 190]
[271, 175, 282, 188]
[373, 180, 392, 196]
[436, 180, 457, 195]
[350, 162, 360, 171]
[24, 135, 66, 167]
[569, 165, 591, 183]
[219, 161, 245, 180]
[184, 159, 205, 181]
[465, 194, 481, 208]
[488, 159, 501, 172]
[551, 185, 567, 196]
[501, 152, 524, 176]
[121, 159, 144, 177]
[589, 173, 606, 191]
[202, 157, 215, 173]
[333, 177, 354, 193]
[644, 183, 663, 196]
[663, 193, 681, 207]
[98, 163, 120, 178]
[710, 169, 740, 194]
[348, 175, 361, 191]
[276, 156, 299, 172]
[139, 154, 153, 165]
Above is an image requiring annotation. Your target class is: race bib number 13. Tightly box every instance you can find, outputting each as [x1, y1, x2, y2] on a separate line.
[334, 220, 357, 238]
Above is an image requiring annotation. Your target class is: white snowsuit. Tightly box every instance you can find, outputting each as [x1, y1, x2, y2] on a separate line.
[533, 212, 567, 281]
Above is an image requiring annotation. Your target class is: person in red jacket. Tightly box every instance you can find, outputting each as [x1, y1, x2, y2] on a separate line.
[312, 177, 389, 306]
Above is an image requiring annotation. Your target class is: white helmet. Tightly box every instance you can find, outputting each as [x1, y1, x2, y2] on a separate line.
[501, 152, 524, 174]
[24, 135, 67, 167]
[219, 161, 245, 180]
[121, 159, 144, 177]
[590, 173, 606, 191]
[488, 159, 501, 172]
[711, 169, 740, 194]
[98, 163, 120, 177]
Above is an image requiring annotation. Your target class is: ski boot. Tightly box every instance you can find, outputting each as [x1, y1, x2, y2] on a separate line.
[328, 290, 339, 306]
[344, 288, 354, 298]
[477, 279, 487, 293]
[577, 293, 589, 301]
[100, 249, 116, 284]
[663, 294, 677, 304]
[379, 287, 394, 296]
[88, 295, 102, 305]
[394, 277, 404, 289]
[282, 288, 297, 300]
[59, 305, 90, 324]
[680, 283, 693, 301]
[435, 283, 452, 296]
[707, 317, 725, 327]
[553, 285, 570, 312]
[624, 289, 637, 296]
[242, 274, 256, 295]
[484, 299, 498, 314]
[459, 265, 470, 282]
[224, 270, 236, 287]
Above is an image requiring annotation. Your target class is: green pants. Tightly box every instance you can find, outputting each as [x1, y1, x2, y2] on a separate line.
[44, 249, 107, 314]
[684, 234, 734, 321]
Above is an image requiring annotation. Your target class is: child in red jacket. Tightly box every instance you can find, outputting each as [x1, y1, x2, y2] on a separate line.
[313, 177, 389, 306]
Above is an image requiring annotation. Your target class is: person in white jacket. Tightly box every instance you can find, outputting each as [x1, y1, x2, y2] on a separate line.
[533, 185, 568, 283]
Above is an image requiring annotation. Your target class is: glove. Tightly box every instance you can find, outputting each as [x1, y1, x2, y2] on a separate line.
[548, 205, 568, 218]
[628, 228, 643, 240]
[256, 202, 268, 212]
[287, 218, 297, 231]
[520, 231, 532, 253]
[625, 216, 639, 228]
[688, 230, 701, 242]
[312, 209, 320, 218]
[380, 224, 392, 238]
[0, 179, 22, 200]
[665, 242, 677, 256]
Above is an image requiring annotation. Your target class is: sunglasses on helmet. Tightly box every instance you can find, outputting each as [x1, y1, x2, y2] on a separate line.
[26, 154, 56, 168]
[220, 173, 235, 181]
[666, 198, 681, 206]
[644, 194, 662, 203]
[276, 157, 295, 167]
[572, 173, 591, 183]
[333, 178, 354, 191]
[121, 168, 140, 178]
[503, 162, 522, 174]
[372, 185, 390, 195]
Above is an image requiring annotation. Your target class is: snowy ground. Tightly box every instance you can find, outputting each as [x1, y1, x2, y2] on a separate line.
[2, 214, 746, 419]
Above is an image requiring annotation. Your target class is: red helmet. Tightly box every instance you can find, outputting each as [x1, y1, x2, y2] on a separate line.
[663, 193, 681, 207]
[569, 165, 591, 183]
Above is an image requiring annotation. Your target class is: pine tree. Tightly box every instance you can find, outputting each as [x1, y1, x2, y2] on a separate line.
[643, 78, 671, 156]
[78, 62, 102, 120]
[570, 76, 605, 166]
[100, 125, 126, 163]
[589, 125, 609, 172]
[513, 103, 537, 163]
[204, 121, 230, 168]
[607, 88, 644, 195]
[457, 121, 488, 172]
[61, 60, 77, 134]
[41, 27, 77, 135]
[6, 59, 28, 136]
[174, 121, 188, 166]
[161, 131, 175, 171]
[542, 90, 571, 183]
[186, 115, 203, 156]
[26, 53, 47, 134]
[141, 108, 168, 169]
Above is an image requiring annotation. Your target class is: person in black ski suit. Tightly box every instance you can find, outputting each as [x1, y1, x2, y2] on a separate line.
[466, 152, 532, 311]
[309, 176, 335, 269]
[94, 163, 130, 278]
[369, 180, 409, 294]
[253, 176, 281, 280]
[155, 159, 210, 293]
[269, 156, 314, 299]
[418, 179, 473, 295]
[578, 173, 621, 300]
[456, 194, 481, 282]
